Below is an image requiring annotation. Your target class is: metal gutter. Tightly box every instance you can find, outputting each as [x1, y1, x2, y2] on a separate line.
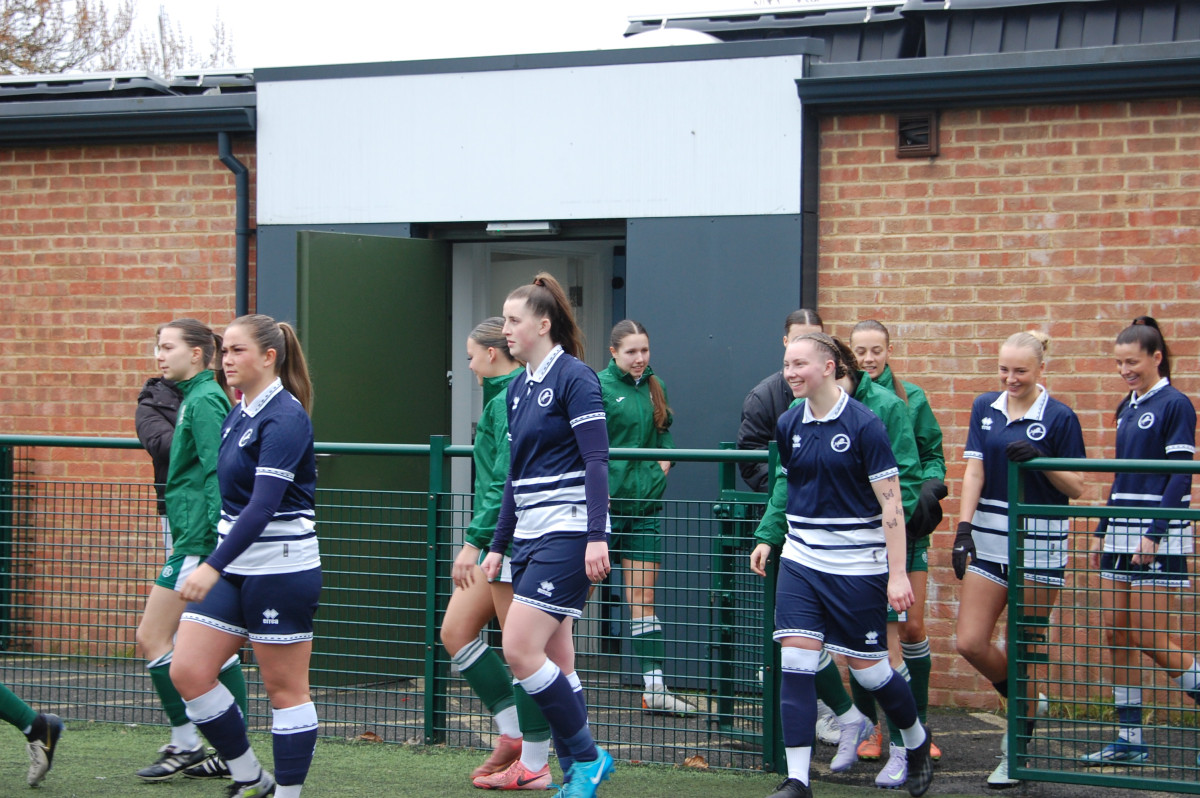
[797, 40, 1200, 110]
[0, 93, 256, 146]
[218, 132, 252, 318]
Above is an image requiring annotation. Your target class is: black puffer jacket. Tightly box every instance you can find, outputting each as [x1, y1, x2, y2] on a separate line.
[736, 370, 794, 492]
[135, 377, 182, 515]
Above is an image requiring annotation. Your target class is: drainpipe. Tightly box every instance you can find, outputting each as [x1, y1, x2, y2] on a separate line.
[218, 131, 251, 317]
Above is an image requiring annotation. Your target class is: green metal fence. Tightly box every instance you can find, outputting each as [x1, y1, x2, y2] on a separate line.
[0, 435, 780, 772]
[1009, 457, 1200, 794]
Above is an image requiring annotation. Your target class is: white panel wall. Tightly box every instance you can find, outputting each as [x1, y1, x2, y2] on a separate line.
[258, 54, 804, 224]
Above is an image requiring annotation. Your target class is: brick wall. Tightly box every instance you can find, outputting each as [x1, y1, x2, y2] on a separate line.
[0, 139, 256, 481]
[817, 99, 1200, 708]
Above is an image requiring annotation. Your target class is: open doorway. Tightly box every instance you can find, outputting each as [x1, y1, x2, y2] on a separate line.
[449, 240, 615, 492]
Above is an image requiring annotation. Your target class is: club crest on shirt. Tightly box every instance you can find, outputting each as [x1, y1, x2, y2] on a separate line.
[1026, 423, 1046, 441]
[238, 428, 255, 447]
[537, 580, 555, 597]
[981, 417, 993, 431]
[830, 433, 851, 453]
[1138, 412, 1155, 430]
[538, 388, 554, 407]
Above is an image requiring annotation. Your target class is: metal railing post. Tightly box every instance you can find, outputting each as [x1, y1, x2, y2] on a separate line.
[761, 440, 783, 773]
[0, 444, 12, 650]
[424, 435, 448, 744]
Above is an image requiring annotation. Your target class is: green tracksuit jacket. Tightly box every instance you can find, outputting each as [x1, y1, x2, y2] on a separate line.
[164, 370, 231, 556]
[463, 367, 522, 551]
[598, 359, 674, 517]
[873, 365, 946, 482]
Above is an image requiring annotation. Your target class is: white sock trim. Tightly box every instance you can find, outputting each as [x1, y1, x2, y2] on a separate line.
[518, 660, 560, 696]
[849, 658, 893, 692]
[272, 702, 318, 735]
[781, 647, 820, 675]
[184, 683, 236, 725]
[631, 615, 662, 637]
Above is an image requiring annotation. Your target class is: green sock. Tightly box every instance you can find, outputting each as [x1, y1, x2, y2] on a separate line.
[454, 639, 515, 716]
[148, 656, 191, 728]
[631, 615, 666, 674]
[850, 673, 879, 725]
[0, 682, 37, 731]
[219, 654, 249, 717]
[902, 638, 932, 725]
[814, 652, 854, 716]
[513, 683, 551, 742]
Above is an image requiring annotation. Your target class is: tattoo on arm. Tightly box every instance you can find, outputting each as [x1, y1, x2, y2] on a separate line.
[882, 488, 895, 500]
[886, 518, 897, 529]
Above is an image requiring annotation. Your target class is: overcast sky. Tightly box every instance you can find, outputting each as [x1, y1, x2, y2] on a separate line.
[133, 0, 768, 70]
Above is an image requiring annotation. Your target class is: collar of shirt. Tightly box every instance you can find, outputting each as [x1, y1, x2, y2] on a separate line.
[241, 378, 283, 418]
[1129, 377, 1170, 408]
[526, 345, 564, 385]
[989, 384, 1049, 424]
[801, 386, 849, 424]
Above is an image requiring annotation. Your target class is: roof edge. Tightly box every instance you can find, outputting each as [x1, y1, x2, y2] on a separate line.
[798, 41, 1200, 110]
[0, 93, 256, 146]
[255, 38, 824, 83]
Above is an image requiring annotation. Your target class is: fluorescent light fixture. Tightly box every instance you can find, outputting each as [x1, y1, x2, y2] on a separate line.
[486, 221, 559, 236]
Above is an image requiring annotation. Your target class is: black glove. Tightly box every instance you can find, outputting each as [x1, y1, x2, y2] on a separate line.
[1005, 439, 1044, 463]
[908, 478, 948, 541]
[952, 521, 975, 580]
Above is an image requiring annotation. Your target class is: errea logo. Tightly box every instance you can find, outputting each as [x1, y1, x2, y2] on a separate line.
[981, 417, 993, 431]
[537, 580, 555, 597]
[865, 630, 879, 646]
[262, 608, 280, 625]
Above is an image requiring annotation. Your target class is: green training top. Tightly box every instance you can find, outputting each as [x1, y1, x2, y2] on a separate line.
[873, 364, 946, 482]
[164, 370, 231, 557]
[463, 367, 522, 551]
[598, 359, 675, 517]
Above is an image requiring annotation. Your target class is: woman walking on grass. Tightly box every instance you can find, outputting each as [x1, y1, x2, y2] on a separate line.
[171, 314, 321, 798]
[135, 318, 248, 784]
[482, 273, 616, 798]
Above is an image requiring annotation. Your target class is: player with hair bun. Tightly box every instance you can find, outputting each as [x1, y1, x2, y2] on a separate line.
[482, 274, 615, 797]
[750, 332, 933, 798]
[445, 317, 555, 791]
[1083, 317, 1199, 766]
[170, 313, 321, 798]
[951, 330, 1086, 788]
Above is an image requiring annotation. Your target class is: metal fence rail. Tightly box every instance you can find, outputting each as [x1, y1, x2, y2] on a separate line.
[0, 435, 779, 772]
[1009, 458, 1200, 794]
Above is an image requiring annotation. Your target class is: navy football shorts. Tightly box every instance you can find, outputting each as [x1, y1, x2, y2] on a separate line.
[182, 567, 322, 644]
[510, 532, 592, 621]
[773, 558, 888, 660]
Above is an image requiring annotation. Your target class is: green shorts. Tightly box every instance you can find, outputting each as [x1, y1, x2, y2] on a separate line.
[154, 552, 203, 591]
[886, 537, 929, 623]
[610, 515, 663, 564]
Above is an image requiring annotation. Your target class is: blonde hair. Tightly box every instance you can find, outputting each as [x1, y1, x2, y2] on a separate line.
[1003, 330, 1050, 364]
